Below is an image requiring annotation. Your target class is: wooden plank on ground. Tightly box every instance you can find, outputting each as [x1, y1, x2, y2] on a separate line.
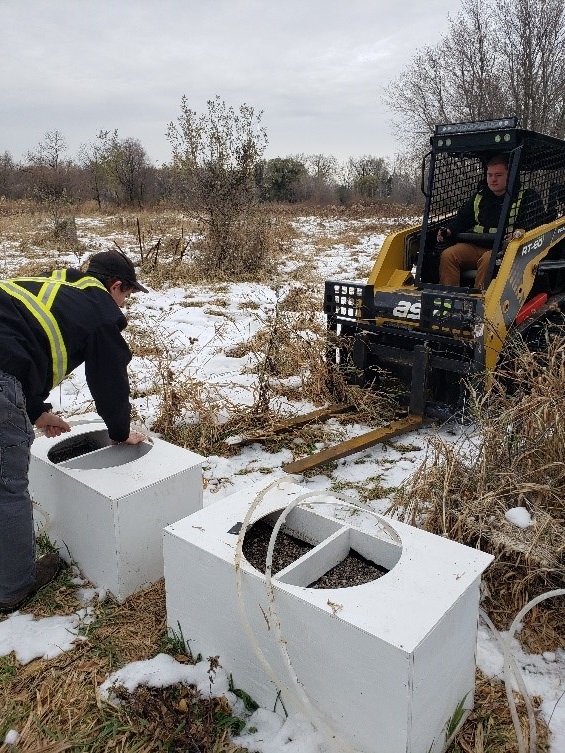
[231, 404, 354, 446]
[282, 414, 423, 475]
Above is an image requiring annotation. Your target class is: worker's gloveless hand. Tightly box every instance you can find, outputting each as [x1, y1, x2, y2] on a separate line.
[35, 411, 72, 438]
[110, 431, 147, 445]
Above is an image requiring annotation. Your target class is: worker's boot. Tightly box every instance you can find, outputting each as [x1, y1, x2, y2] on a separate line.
[0, 553, 63, 614]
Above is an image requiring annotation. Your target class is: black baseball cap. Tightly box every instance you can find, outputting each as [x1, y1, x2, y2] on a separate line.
[86, 251, 149, 293]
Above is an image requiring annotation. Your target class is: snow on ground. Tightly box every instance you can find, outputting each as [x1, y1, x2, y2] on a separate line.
[1, 213, 564, 752]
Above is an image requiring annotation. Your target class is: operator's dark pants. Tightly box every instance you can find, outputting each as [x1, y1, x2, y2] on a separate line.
[0, 370, 35, 602]
[439, 243, 491, 289]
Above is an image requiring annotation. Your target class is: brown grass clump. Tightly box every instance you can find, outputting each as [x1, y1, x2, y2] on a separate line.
[391, 333, 565, 636]
[226, 289, 401, 420]
[450, 669, 550, 752]
[135, 212, 293, 288]
[0, 578, 165, 751]
[134, 282, 402, 458]
[0, 577, 248, 753]
[108, 683, 247, 753]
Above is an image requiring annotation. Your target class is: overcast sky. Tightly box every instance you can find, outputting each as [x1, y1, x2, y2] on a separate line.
[1, 0, 458, 167]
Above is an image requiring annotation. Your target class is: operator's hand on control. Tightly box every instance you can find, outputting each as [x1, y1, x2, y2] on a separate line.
[437, 227, 451, 243]
[35, 411, 72, 438]
[109, 431, 147, 445]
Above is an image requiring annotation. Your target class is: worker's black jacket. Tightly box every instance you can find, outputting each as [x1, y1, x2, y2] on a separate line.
[447, 185, 545, 239]
[0, 269, 132, 441]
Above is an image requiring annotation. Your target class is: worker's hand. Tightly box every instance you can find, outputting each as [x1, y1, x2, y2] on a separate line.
[109, 431, 147, 445]
[437, 227, 451, 243]
[505, 229, 525, 241]
[35, 411, 72, 438]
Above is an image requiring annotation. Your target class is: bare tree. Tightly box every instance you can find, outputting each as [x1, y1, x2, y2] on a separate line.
[384, 0, 565, 152]
[78, 130, 116, 209]
[80, 131, 155, 207]
[0, 152, 17, 197]
[25, 129, 72, 201]
[167, 95, 270, 277]
[110, 137, 151, 207]
[293, 153, 338, 203]
[24, 130, 78, 241]
[347, 156, 390, 199]
[303, 153, 338, 184]
[442, 0, 505, 120]
[27, 130, 68, 171]
[495, 0, 565, 135]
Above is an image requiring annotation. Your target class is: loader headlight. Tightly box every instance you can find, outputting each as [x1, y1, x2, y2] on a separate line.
[435, 117, 517, 135]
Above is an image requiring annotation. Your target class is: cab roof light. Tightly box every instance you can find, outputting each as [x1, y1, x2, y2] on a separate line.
[435, 117, 518, 135]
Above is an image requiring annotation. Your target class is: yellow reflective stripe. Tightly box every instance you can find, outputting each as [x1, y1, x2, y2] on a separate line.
[38, 269, 67, 309]
[473, 189, 525, 234]
[0, 274, 109, 389]
[71, 276, 108, 292]
[473, 195, 495, 232]
[0, 281, 67, 387]
[10, 275, 109, 307]
[507, 189, 524, 233]
[11, 275, 107, 293]
[473, 195, 486, 232]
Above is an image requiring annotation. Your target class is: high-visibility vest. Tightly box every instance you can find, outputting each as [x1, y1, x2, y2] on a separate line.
[473, 188, 524, 234]
[0, 271, 109, 389]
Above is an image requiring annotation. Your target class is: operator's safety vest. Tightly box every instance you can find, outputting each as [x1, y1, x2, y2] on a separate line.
[0, 270, 108, 389]
[473, 188, 524, 234]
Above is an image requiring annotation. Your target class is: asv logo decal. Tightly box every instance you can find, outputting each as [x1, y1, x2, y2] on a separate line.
[392, 300, 421, 320]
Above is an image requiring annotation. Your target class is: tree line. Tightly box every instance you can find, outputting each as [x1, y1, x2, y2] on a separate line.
[0, 125, 419, 210]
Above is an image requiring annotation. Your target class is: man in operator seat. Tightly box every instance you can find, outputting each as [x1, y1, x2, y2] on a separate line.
[437, 154, 544, 288]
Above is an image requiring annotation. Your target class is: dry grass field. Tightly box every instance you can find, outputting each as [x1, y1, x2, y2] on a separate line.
[0, 200, 562, 753]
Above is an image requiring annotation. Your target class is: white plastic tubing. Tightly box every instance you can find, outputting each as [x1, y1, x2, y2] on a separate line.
[482, 588, 565, 753]
[234, 478, 401, 753]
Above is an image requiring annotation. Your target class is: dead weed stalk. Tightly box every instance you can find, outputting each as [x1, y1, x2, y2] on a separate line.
[228, 289, 400, 426]
[391, 333, 565, 631]
[128, 288, 400, 458]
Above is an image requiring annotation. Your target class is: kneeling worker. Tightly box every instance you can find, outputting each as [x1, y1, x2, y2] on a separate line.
[0, 250, 148, 613]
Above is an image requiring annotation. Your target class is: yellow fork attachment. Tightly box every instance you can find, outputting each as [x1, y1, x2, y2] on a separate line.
[282, 414, 423, 475]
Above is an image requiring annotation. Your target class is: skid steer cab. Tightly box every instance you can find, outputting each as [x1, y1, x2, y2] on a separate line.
[326, 117, 565, 415]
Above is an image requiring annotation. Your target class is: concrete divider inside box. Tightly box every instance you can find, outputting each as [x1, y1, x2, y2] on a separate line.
[29, 421, 205, 601]
[164, 478, 493, 753]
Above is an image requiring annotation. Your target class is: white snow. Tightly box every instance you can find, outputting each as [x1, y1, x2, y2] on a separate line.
[1, 214, 564, 752]
[505, 506, 533, 528]
[0, 611, 87, 664]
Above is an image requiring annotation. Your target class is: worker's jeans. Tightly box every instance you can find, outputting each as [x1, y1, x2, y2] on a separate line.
[0, 370, 35, 602]
[439, 242, 491, 289]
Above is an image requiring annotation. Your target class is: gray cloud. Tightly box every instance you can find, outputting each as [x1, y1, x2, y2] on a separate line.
[1, 0, 455, 165]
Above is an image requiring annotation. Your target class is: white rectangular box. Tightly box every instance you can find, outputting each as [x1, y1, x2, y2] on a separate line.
[164, 479, 493, 753]
[30, 421, 204, 601]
